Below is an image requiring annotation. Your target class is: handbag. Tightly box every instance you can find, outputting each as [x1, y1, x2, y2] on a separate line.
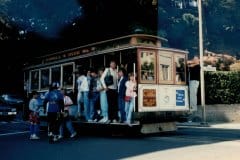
[124, 96, 131, 102]
[104, 68, 113, 86]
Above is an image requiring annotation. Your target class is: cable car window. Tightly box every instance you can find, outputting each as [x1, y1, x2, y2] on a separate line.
[175, 55, 186, 84]
[40, 69, 50, 89]
[31, 70, 39, 90]
[159, 53, 173, 84]
[139, 50, 156, 83]
[63, 64, 73, 87]
[51, 67, 61, 85]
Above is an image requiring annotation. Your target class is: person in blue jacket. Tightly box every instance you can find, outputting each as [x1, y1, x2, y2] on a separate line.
[43, 82, 64, 142]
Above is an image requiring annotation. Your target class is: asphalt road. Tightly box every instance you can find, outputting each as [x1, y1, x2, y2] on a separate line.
[1, 120, 240, 160]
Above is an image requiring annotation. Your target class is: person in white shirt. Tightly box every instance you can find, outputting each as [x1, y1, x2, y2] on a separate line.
[76, 69, 90, 121]
[100, 60, 118, 123]
[124, 73, 137, 126]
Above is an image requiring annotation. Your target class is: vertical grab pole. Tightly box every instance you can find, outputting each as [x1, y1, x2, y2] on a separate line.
[133, 63, 136, 112]
[198, 0, 207, 125]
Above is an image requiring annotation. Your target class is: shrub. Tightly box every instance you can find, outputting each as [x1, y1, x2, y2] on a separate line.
[205, 71, 240, 104]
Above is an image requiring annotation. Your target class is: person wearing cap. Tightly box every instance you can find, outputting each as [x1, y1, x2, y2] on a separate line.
[43, 83, 64, 142]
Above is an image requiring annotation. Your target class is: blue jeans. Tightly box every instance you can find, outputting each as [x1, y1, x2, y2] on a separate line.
[118, 96, 126, 122]
[100, 91, 108, 120]
[59, 119, 75, 136]
[82, 91, 90, 120]
[89, 92, 99, 120]
[125, 97, 134, 123]
[30, 124, 39, 136]
[77, 91, 83, 114]
[189, 80, 199, 111]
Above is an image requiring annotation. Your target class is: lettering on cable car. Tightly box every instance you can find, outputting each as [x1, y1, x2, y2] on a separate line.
[67, 51, 81, 57]
[176, 90, 185, 106]
[43, 51, 81, 63]
[142, 89, 156, 107]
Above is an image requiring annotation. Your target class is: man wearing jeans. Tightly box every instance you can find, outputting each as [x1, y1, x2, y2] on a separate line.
[188, 55, 200, 112]
[100, 60, 118, 123]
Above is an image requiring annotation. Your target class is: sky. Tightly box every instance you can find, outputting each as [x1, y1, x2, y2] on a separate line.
[0, 0, 157, 94]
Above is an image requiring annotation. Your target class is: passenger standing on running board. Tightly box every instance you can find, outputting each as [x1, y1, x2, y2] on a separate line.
[77, 69, 90, 121]
[100, 60, 118, 123]
[124, 73, 137, 126]
[97, 67, 109, 123]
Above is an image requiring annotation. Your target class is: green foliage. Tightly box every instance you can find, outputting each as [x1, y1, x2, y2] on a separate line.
[205, 71, 240, 104]
[158, 0, 240, 58]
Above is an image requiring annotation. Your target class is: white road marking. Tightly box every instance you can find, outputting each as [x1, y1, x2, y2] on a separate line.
[0, 131, 29, 136]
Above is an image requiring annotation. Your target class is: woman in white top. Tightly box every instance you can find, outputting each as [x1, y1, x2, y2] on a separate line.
[124, 73, 137, 126]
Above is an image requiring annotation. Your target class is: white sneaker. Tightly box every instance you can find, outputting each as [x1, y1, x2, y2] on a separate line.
[98, 117, 107, 122]
[30, 134, 40, 140]
[112, 119, 118, 123]
[58, 135, 63, 139]
[48, 132, 53, 137]
[70, 132, 77, 138]
[98, 118, 104, 123]
[125, 121, 132, 127]
[53, 136, 58, 142]
[105, 119, 111, 124]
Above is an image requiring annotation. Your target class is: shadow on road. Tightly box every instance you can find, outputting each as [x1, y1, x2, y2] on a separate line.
[1, 120, 240, 160]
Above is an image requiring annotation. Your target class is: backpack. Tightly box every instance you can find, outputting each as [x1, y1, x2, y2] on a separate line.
[104, 68, 113, 86]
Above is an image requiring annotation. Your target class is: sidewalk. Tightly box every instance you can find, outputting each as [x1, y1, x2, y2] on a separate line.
[177, 122, 240, 130]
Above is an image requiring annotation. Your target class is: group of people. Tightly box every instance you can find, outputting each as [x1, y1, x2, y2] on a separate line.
[28, 60, 137, 142]
[76, 60, 137, 125]
[28, 85, 77, 142]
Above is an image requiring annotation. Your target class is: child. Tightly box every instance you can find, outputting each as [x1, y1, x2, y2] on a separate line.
[28, 91, 40, 140]
[124, 73, 137, 126]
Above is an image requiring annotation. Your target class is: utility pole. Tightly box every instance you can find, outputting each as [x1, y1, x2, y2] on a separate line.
[197, 0, 208, 125]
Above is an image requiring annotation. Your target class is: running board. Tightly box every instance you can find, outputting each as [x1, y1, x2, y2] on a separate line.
[140, 122, 177, 134]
